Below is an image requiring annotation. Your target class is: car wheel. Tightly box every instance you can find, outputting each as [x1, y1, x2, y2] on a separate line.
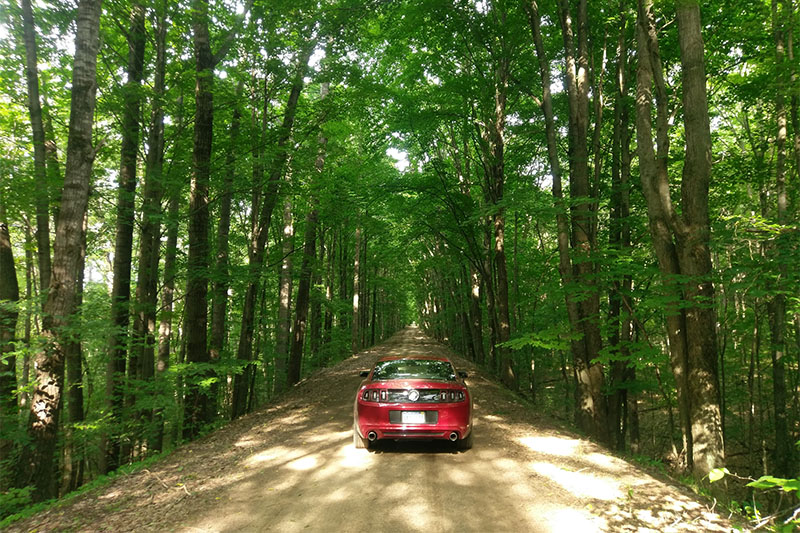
[353, 423, 368, 449]
[457, 429, 473, 451]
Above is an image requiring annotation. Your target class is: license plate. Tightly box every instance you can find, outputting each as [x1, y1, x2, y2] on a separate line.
[401, 411, 426, 424]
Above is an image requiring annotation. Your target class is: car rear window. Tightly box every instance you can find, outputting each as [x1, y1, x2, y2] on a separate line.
[371, 359, 457, 381]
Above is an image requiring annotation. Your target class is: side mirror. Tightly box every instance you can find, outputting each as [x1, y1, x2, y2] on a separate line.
[359, 370, 370, 378]
[458, 371, 468, 379]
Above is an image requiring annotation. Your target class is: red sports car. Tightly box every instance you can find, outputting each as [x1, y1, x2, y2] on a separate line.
[353, 355, 473, 450]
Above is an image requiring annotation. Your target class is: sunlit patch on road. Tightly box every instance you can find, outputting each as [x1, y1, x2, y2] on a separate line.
[286, 455, 318, 471]
[540, 507, 604, 531]
[583, 452, 626, 473]
[337, 443, 375, 468]
[530, 461, 623, 501]
[444, 467, 474, 486]
[519, 435, 581, 456]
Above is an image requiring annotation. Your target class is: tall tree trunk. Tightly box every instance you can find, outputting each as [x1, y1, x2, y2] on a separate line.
[370, 275, 377, 346]
[351, 225, 361, 354]
[768, 0, 792, 477]
[22, 221, 33, 409]
[482, 226, 498, 370]
[210, 81, 242, 364]
[635, 0, 692, 466]
[788, 1, 800, 214]
[559, 0, 608, 442]
[338, 227, 349, 334]
[182, 0, 254, 432]
[184, 0, 216, 438]
[18, 0, 103, 501]
[288, 211, 317, 384]
[274, 199, 293, 393]
[635, 0, 724, 477]
[481, 47, 516, 389]
[323, 230, 334, 346]
[468, 268, 485, 365]
[608, 4, 632, 452]
[309, 228, 323, 359]
[288, 83, 328, 384]
[232, 45, 312, 418]
[675, 0, 725, 478]
[105, 0, 145, 471]
[62, 212, 87, 493]
[153, 184, 180, 452]
[527, 0, 607, 442]
[19, 0, 51, 295]
[132, 1, 167, 453]
[0, 219, 20, 490]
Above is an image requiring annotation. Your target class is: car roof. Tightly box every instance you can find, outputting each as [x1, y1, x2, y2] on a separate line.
[375, 355, 452, 363]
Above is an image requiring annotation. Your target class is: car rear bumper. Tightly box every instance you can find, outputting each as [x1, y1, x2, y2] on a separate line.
[355, 401, 472, 441]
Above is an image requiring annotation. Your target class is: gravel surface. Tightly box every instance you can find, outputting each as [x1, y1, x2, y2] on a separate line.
[7, 327, 735, 532]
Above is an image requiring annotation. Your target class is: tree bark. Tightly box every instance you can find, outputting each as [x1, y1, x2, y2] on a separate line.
[0, 220, 20, 490]
[323, 230, 335, 347]
[19, 0, 51, 295]
[561, 0, 608, 442]
[232, 45, 312, 418]
[105, 0, 145, 470]
[22, 222, 33, 409]
[210, 81, 242, 364]
[62, 212, 87, 493]
[288, 210, 317, 384]
[608, 4, 633, 452]
[487, 52, 515, 389]
[153, 178, 180, 453]
[635, 0, 724, 477]
[635, 0, 693, 466]
[309, 229, 324, 359]
[274, 199, 294, 393]
[132, 1, 167, 453]
[18, 0, 102, 501]
[675, 0, 725, 478]
[184, 0, 216, 438]
[527, 0, 607, 442]
[288, 83, 328, 384]
[351, 225, 362, 354]
[768, 0, 792, 477]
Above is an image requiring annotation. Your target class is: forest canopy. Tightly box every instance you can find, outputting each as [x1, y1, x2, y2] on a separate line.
[0, 0, 798, 527]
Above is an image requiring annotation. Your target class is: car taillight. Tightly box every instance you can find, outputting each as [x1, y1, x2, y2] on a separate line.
[438, 390, 466, 402]
[361, 389, 384, 402]
[366, 388, 466, 403]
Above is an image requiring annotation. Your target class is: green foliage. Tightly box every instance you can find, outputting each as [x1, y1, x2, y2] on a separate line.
[710, 465, 800, 530]
[746, 476, 800, 493]
[501, 324, 578, 352]
[0, 486, 34, 520]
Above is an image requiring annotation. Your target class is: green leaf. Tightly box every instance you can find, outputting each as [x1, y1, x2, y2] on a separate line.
[746, 476, 789, 490]
[708, 468, 729, 483]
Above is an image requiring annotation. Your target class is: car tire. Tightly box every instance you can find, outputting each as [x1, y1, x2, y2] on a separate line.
[353, 423, 368, 449]
[457, 429, 473, 451]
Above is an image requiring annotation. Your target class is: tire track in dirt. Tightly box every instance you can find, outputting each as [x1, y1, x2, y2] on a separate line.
[6, 327, 734, 532]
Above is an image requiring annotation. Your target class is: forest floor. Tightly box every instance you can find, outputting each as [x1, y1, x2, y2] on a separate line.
[7, 327, 738, 532]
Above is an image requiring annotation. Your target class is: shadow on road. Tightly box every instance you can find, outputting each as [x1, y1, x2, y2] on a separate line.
[5, 326, 734, 533]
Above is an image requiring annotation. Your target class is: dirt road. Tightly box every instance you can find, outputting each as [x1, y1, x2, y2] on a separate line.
[8, 327, 733, 532]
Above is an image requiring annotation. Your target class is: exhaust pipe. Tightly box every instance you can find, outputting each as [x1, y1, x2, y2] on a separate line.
[367, 431, 378, 442]
[449, 432, 459, 442]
